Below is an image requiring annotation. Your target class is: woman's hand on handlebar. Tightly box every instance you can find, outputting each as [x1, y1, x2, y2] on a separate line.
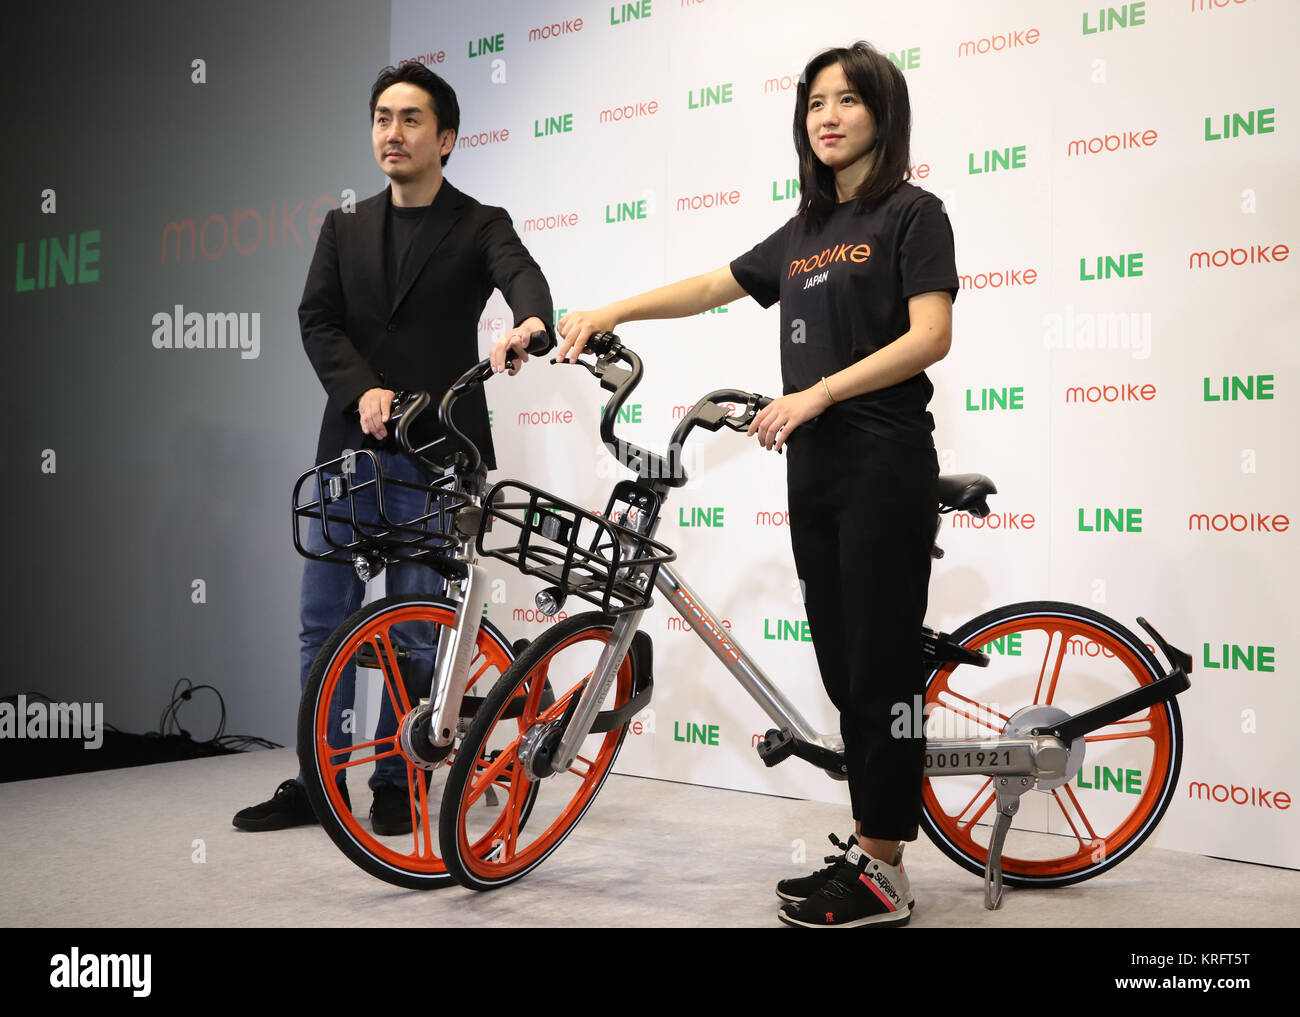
[489, 316, 549, 375]
[556, 307, 618, 363]
[747, 386, 832, 453]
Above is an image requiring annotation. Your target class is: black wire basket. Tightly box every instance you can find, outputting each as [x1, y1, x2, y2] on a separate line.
[292, 448, 470, 570]
[477, 480, 676, 615]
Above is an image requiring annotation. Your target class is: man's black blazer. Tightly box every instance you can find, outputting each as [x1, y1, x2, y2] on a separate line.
[299, 180, 552, 469]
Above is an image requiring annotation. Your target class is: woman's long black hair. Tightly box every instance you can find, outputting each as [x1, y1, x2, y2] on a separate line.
[794, 42, 912, 231]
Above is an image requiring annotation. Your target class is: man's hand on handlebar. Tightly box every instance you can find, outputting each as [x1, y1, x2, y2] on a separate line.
[358, 387, 397, 440]
[490, 316, 550, 375]
[556, 308, 618, 363]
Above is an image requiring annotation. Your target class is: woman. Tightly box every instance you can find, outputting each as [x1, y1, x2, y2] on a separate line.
[495, 41, 957, 928]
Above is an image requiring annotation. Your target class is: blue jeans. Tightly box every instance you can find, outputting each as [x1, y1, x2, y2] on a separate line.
[297, 449, 447, 790]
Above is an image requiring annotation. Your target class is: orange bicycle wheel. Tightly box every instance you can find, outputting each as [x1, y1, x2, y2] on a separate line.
[439, 613, 636, 891]
[298, 593, 520, 889]
[920, 601, 1183, 888]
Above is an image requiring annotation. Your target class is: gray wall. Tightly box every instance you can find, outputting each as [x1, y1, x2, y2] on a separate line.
[3, 1, 393, 746]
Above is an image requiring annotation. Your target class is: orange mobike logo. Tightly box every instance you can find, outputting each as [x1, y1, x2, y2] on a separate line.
[787, 242, 871, 279]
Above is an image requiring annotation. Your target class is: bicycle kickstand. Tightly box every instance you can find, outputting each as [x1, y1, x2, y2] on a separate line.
[984, 776, 1032, 910]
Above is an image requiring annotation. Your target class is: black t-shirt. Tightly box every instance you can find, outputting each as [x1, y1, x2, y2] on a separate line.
[388, 200, 430, 297]
[729, 182, 957, 449]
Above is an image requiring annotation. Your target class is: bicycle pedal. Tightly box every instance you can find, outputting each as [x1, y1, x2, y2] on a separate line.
[756, 727, 796, 767]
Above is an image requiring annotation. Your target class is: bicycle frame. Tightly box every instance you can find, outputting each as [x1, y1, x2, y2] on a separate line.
[527, 333, 1192, 909]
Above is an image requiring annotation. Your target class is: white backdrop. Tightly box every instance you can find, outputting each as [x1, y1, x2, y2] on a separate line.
[388, 0, 1298, 869]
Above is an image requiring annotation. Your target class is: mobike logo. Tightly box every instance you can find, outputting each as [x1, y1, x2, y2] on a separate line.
[599, 99, 659, 124]
[1188, 512, 1289, 533]
[1066, 635, 1156, 658]
[1204, 107, 1275, 142]
[667, 614, 730, 633]
[605, 199, 648, 223]
[1191, 0, 1253, 10]
[1067, 129, 1158, 158]
[522, 211, 580, 232]
[400, 50, 445, 65]
[1189, 242, 1288, 269]
[512, 607, 569, 624]
[755, 509, 791, 527]
[1082, 3, 1146, 34]
[151, 305, 260, 360]
[950, 510, 1036, 530]
[762, 69, 802, 94]
[669, 585, 741, 664]
[671, 400, 737, 419]
[673, 720, 720, 746]
[676, 188, 741, 212]
[688, 83, 733, 110]
[467, 32, 504, 58]
[15, 229, 100, 292]
[958, 266, 1037, 290]
[957, 28, 1041, 57]
[787, 241, 871, 279]
[1076, 765, 1143, 795]
[478, 315, 505, 335]
[764, 618, 812, 642]
[1078, 508, 1142, 533]
[969, 146, 1027, 174]
[516, 406, 575, 426]
[887, 47, 921, 71]
[1203, 374, 1274, 401]
[458, 128, 510, 150]
[610, 1, 653, 26]
[980, 634, 1022, 656]
[1203, 643, 1275, 672]
[528, 17, 583, 42]
[965, 387, 1024, 411]
[533, 113, 574, 138]
[161, 195, 335, 264]
[678, 506, 725, 527]
[1188, 781, 1291, 810]
[1066, 382, 1157, 404]
[1080, 253, 1143, 281]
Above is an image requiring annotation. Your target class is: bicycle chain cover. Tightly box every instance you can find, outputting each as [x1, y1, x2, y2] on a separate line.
[291, 447, 472, 579]
[476, 479, 676, 615]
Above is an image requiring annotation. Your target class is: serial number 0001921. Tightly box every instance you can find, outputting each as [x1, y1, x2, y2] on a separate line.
[925, 749, 1009, 770]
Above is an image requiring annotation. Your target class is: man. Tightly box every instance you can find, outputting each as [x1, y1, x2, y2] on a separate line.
[233, 62, 552, 833]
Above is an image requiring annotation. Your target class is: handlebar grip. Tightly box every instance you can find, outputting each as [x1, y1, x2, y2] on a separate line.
[524, 329, 554, 357]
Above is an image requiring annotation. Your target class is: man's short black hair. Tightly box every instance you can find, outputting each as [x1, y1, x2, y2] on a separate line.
[369, 63, 460, 166]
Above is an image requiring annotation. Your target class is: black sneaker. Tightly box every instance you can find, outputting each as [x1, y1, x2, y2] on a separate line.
[776, 833, 859, 901]
[778, 843, 913, 929]
[232, 778, 350, 831]
[370, 784, 416, 836]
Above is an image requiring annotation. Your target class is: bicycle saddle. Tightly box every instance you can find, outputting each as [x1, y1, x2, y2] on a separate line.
[937, 473, 997, 516]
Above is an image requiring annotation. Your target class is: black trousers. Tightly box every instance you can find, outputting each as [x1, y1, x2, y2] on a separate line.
[786, 415, 938, 841]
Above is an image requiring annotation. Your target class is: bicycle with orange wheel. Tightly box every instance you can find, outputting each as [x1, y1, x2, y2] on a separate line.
[292, 331, 555, 890]
[437, 332, 1192, 909]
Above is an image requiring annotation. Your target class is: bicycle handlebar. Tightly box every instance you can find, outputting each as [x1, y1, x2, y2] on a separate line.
[391, 329, 554, 480]
[559, 331, 775, 488]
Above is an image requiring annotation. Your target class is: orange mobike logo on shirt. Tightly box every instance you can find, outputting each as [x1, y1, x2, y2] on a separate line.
[787, 242, 871, 278]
